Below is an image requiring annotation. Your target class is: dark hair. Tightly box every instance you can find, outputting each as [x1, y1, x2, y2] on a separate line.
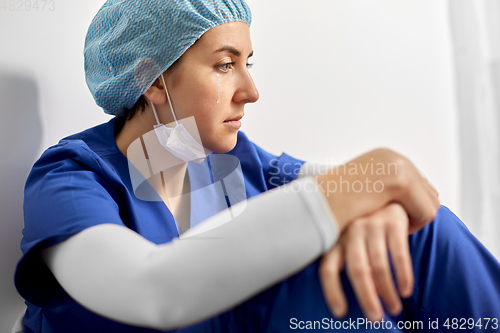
[125, 95, 148, 120]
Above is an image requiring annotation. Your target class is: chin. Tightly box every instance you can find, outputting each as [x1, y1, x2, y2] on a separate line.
[208, 133, 238, 154]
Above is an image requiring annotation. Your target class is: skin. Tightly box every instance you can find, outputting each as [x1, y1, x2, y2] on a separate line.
[315, 148, 439, 321]
[320, 203, 414, 321]
[116, 21, 258, 221]
[114, 21, 440, 323]
[115, 21, 259, 156]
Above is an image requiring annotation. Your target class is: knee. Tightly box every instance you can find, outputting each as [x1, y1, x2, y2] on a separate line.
[408, 205, 480, 275]
[410, 205, 468, 245]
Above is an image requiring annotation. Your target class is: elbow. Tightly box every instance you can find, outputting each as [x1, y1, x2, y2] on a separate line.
[137, 265, 197, 330]
[146, 299, 197, 331]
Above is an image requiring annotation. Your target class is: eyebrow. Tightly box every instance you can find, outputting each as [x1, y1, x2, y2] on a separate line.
[214, 46, 254, 58]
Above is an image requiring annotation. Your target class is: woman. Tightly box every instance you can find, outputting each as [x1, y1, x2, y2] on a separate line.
[14, 0, 500, 332]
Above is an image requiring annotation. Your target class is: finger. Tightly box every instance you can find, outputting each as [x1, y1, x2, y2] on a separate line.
[387, 219, 414, 298]
[345, 224, 383, 321]
[319, 245, 347, 318]
[367, 224, 402, 316]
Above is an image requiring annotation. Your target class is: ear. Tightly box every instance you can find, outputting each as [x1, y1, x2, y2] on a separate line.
[143, 77, 167, 105]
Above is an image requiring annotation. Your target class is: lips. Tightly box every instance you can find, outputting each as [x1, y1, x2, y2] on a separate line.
[223, 115, 243, 130]
[224, 115, 243, 123]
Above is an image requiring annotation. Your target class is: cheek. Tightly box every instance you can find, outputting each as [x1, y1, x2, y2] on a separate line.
[170, 70, 237, 150]
[175, 77, 219, 117]
[183, 71, 235, 108]
[174, 82, 221, 140]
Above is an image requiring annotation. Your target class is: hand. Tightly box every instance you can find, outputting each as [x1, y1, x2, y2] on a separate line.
[319, 203, 413, 322]
[314, 148, 440, 232]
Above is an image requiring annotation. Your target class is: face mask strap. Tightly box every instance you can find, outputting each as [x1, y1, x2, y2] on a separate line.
[148, 74, 180, 127]
[160, 74, 179, 126]
[150, 100, 161, 126]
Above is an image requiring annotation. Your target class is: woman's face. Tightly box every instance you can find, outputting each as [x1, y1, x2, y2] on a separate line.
[162, 21, 259, 154]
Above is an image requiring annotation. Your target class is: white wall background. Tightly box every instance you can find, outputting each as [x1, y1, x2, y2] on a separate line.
[0, 0, 462, 330]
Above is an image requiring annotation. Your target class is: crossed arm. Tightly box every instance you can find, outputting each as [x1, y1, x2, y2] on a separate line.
[42, 148, 439, 329]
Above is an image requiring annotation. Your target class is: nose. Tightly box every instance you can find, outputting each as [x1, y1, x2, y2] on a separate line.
[233, 69, 259, 104]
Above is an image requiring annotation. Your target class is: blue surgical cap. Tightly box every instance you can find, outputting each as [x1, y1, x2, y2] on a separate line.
[84, 0, 252, 116]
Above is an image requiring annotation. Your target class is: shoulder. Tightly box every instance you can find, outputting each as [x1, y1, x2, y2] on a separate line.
[228, 131, 306, 190]
[27, 140, 117, 194]
[230, 131, 303, 165]
[23, 120, 128, 236]
[28, 117, 122, 187]
[60, 116, 121, 156]
[18, 120, 130, 307]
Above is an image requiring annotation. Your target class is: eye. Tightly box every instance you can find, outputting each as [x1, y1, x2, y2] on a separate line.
[246, 63, 254, 69]
[218, 62, 234, 73]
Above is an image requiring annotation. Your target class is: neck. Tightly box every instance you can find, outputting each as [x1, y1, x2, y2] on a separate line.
[116, 110, 153, 158]
[115, 102, 177, 155]
[115, 108, 188, 200]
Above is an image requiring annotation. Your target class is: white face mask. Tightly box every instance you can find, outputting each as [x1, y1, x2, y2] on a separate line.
[149, 74, 210, 163]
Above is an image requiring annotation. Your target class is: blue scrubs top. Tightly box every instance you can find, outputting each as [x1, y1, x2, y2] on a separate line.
[14, 117, 305, 333]
[15, 117, 500, 332]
